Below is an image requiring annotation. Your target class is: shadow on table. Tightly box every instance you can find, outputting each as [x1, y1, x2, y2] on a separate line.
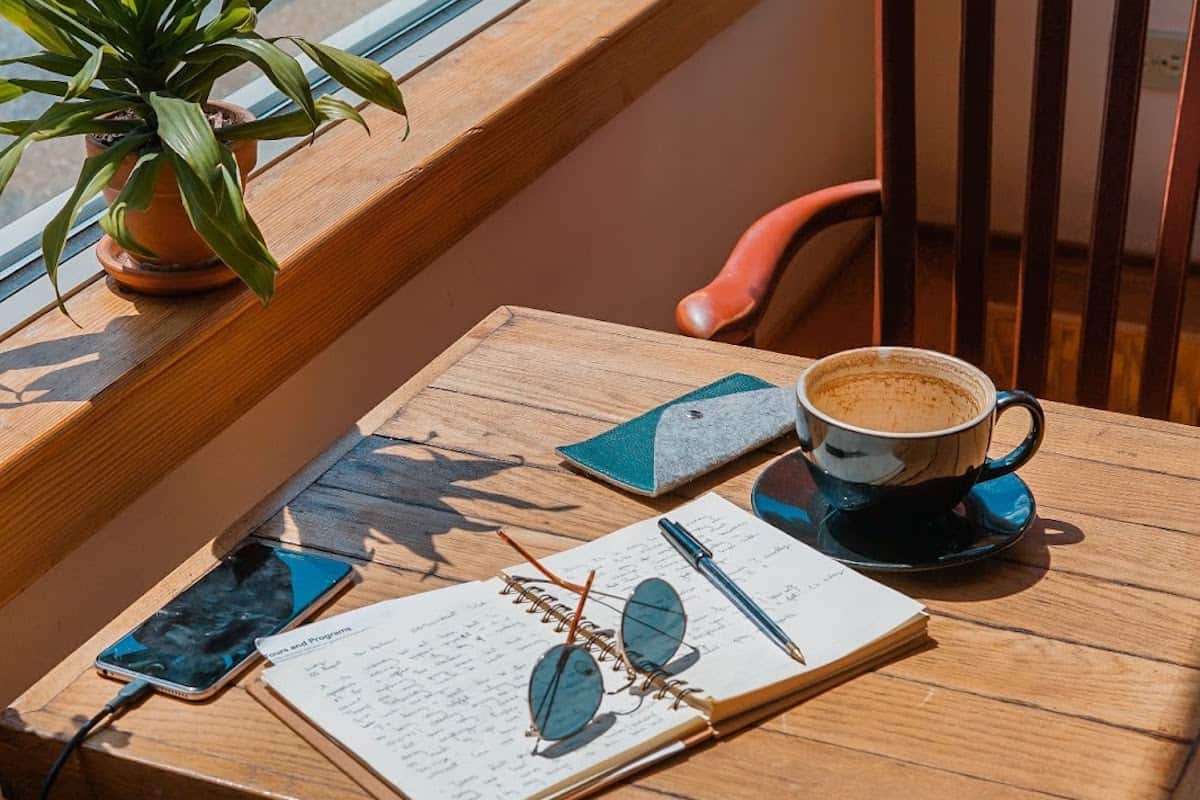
[276, 432, 581, 581]
[878, 515, 1085, 601]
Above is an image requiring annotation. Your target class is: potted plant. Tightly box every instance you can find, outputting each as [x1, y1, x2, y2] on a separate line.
[0, 0, 408, 310]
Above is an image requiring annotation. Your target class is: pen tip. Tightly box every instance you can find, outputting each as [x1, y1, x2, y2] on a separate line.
[787, 643, 807, 664]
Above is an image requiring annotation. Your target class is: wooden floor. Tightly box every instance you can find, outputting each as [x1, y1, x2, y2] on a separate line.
[770, 229, 1200, 425]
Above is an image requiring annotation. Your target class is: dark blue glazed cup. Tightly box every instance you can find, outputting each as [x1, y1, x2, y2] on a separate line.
[795, 347, 1044, 521]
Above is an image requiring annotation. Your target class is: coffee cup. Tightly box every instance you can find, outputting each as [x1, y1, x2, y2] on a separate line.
[794, 346, 1044, 520]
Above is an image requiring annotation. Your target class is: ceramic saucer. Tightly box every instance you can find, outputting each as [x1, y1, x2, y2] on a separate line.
[750, 452, 1035, 572]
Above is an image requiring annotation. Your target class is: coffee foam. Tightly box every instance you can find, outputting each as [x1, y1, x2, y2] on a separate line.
[803, 349, 992, 434]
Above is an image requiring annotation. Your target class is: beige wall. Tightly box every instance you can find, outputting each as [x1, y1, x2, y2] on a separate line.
[916, 0, 1195, 255]
[2, 0, 875, 702]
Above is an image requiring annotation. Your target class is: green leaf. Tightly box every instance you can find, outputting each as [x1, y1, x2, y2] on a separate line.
[132, 0, 172, 54]
[0, 116, 138, 136]
[146, 92, 220, 187]
[50, 0, 132, 50]
[152, 0, 254, 63]
[0, 138, 33, 196]
[202, 0, 255, 43]
[0, 51, 72, 71]
[0, 80, 22, 104]
[166, 55, 241, 103]
[162, 0, 204, 39]
[314, 95, 369, 134]
[184, 35, 318, 125]
[0, 51, 142, 93]
[43, 132, 150, 314]
[0, 0, 82, 56]
[0, 97, 132, 194]
[137, 0, 172, 33]
[292, 38, 406, 117]
[64, 46, 106, 100]
[15, 0, 105, 52]
[19, 96, 133, 137]
[90, 0, 132, 20]
[147, 91, 277, 301]
[218, 94, 370, 141]
[99, 149, 161, 259]
[213, 106, 310, 141]
[6, 76, 125, 100]
[170, 146, 278, 303]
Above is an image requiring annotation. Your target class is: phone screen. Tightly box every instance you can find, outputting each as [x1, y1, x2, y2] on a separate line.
[96, 543, 352, 694]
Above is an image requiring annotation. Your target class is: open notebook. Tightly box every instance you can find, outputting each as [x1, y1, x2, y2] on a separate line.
[251, 493, 928, 800]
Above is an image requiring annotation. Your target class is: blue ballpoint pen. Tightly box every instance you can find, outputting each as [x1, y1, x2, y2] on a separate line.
[657, 517, 806, 664]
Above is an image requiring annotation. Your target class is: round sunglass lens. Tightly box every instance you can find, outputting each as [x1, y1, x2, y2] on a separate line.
[528, 643, 603, 740]
[620, 578, 686, 673]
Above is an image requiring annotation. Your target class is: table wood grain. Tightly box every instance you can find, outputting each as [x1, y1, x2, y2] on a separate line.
[3, 306, 1199, 799]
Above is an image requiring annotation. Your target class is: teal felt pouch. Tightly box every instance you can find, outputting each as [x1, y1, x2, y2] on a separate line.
[556, 374, 794, 496]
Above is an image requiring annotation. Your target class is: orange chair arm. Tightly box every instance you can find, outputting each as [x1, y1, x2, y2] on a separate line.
[675, 179, 882, 343]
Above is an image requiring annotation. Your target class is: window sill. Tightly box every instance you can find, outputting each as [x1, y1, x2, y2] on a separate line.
[0, 0, 758, 607]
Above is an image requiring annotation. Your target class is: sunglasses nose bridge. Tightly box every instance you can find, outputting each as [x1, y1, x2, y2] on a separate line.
[525, 578, 689, 743]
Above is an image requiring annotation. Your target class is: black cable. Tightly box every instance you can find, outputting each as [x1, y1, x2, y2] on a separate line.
[40, 678, 153, 800]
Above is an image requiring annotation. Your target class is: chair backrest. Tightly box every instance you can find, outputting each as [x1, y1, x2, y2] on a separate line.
[876, 0, 1200, 419]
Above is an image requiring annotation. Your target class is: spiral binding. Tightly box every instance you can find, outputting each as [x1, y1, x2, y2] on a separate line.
[500, 574, 704, 712]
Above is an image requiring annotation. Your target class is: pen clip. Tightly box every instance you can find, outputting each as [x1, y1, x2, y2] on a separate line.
[657, 518, 711, 569]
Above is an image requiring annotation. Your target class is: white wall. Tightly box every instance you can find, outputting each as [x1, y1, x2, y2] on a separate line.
[3, 0, 875, 702]
[916, 0, 1195, 255]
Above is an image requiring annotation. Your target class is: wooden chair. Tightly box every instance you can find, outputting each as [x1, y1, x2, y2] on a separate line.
[675, 0, 1200, 420]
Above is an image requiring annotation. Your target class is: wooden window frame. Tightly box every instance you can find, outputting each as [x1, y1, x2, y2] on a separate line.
[0, 0, 758, 608]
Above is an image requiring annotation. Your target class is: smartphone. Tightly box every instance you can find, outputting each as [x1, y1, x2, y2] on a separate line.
[95, 542, 353, 699]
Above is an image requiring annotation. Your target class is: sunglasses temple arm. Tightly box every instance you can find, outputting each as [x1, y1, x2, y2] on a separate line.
[565, 570, 596, 645]
[496, 531, 589, 594]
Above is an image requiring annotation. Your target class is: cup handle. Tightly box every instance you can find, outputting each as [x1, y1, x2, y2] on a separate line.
[979, 390, 1045, 483]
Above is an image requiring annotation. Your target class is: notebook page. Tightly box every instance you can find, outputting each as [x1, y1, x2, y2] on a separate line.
[510, 493, 924, 710]
[261, 577, 705, 800]
[257, 580, 483, 664]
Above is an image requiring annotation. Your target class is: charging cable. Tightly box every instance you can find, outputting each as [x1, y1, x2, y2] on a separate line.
[40, 678, 153, 800]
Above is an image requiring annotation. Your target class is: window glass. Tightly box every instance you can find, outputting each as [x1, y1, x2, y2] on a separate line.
[0, 0, 393, 228]
[0, 37, 70, 229]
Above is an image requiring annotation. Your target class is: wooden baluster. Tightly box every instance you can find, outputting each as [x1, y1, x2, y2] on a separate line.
[952, 0, 996, 367]
[1014, 0, 1072, 394]
[875, 0, 917, 346]
[1139, 4, 1200, 419]
[1076, 0, 1151, 409]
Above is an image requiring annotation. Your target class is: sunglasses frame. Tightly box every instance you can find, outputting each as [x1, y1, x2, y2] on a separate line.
[501, 533, 691, 745]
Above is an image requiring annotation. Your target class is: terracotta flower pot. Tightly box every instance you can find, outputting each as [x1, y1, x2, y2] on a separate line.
[88, 100, 258, 295]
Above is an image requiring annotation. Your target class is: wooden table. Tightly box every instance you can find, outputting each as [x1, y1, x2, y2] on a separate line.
[3, 306, 1200, 799]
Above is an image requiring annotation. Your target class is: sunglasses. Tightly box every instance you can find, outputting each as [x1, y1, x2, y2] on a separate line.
[498, 533, 690, 745]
